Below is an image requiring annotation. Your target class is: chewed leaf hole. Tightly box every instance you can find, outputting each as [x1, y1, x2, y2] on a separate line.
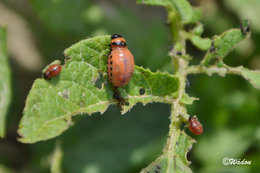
[94, 72, 105, 89]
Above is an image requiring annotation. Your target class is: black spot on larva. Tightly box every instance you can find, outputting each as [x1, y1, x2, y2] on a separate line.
[110, 67, 112, 71]
[110, 61, 112, 65]
[107, 66, 108, 69]
[110, 73, 112, 76]
[110, 55, 113, 58]
[107, 61, 108, 64]
[125, 102, 130, 106]
[139, 88, 145, 95]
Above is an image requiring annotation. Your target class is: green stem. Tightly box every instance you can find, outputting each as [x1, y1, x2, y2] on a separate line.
[141, 4, 189, 173]
[164, 6, 188, 171]
[186, 65, 244, 76]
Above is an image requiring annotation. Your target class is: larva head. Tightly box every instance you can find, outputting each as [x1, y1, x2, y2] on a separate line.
[111, 34, 127, 49]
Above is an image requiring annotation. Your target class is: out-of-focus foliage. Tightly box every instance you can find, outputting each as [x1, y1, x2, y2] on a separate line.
[0, 26, 11, 138]
[0, 0, 260, 173]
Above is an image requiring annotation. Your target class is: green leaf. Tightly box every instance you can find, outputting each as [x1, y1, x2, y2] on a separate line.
[192, 23, 204, 36]
[190, 35, 211, 51]
[142, 132, 195, 173]
[172, 0, 193, 24]
[240, 68, 260, 89]
[187, 7, 203, 24]
[137, 0, 194, 24]
[0, 26, 11, 138]
[180, 93, 199, 105]
[18, 35, 179, 143]
[202, 28, 250, 66]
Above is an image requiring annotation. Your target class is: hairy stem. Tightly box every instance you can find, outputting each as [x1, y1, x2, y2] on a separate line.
[141, 4, 189, 173]
[186, 64, 244, 76]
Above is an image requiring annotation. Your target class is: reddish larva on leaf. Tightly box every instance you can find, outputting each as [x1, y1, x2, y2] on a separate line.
[107, 34, 135, 87]
[43, 64, 62, 79]
[189, 116, 203, 135]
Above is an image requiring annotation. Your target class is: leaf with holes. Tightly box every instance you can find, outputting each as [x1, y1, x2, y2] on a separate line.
[18, 35, 179, 143]
[202, 27, 251, 65]
[0, 26, 11, 138]
[141, 132, 195, 173]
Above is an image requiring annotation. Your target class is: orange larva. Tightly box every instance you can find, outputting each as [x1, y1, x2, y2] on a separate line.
[43, 64, 62, 79]
[107, 34, 135, 87]
[189, 116, 203, 135]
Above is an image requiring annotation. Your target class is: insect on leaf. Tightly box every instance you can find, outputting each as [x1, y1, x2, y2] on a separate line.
[18, 35, 179, 143]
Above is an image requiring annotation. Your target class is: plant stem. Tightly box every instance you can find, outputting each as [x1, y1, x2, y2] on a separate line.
[164, 6, 189, 172]
[186, 65, 244, 76]
[141, 5, 189, 173]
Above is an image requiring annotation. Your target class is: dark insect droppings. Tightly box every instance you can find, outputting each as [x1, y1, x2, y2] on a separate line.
[210, 42, 215, 52]
[176, 51, 182, 56]
[139, 88, 145, 95]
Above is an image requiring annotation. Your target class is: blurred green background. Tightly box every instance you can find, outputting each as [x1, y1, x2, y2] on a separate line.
[0, 0, 260, 173]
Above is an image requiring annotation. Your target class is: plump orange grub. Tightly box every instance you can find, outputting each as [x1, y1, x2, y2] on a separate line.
[107, 34, 135, 87]
[189, 116, 203, 135]
[44, 64, 62, 79]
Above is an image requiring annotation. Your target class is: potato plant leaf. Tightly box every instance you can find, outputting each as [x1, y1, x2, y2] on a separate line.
[180, 93, 199, 105]
[18, 35, 179, 143]
[190, 35, 211, 51]
[142, 132, 195, 173]
[0, 26, 11, 138]
[202, 28, 250, 65]
[240, 68, 260, 89]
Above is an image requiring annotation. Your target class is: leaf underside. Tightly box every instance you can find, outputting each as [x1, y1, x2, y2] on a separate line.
[18, 35, 179, 143]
